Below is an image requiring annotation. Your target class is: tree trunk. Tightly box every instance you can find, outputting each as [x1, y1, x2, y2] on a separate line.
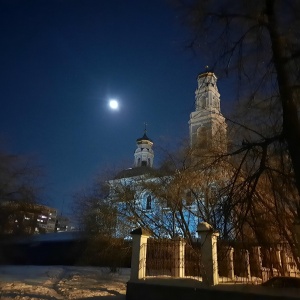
[266, 0, 300, 216]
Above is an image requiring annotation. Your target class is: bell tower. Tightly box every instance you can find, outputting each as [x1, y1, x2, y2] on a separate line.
[189, 70, 227, 152]
[134, 126, 154, 168]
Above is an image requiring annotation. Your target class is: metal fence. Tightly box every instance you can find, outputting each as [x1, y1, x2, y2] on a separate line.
[139, 237, 300, 284]
[184, 242, 204, 279]
[218, 242, 300, 284]
[146, 239, 174, 277]
[143, 239, 205, 281]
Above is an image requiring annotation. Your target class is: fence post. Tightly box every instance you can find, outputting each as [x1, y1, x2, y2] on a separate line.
[293, 222, 300, 257]
[130, 227, 151, 281]
[197, 222, 219, 286]
[173, 238, 186, 278]
[252, 246, 263, 278]
[280, 248, 289, 276]
[243, 249, 251, 281]
[226, 246, 235, 280]
[275, 247, 282, 276]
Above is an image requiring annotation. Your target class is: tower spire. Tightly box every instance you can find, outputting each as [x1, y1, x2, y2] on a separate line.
[134, 124, 154, 168]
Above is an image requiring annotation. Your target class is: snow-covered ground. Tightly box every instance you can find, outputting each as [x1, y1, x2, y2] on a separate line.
[0, 265, 130, 299]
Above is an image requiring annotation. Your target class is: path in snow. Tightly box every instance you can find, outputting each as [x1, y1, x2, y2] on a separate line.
[0, 265, 130, 299]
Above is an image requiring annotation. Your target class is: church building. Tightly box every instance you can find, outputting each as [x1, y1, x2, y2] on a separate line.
[109, 69, 227, 238]
[128, 69, 227, 171]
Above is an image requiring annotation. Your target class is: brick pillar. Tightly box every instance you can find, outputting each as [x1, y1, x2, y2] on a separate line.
[172, 238, 186, 278]
[130, 227, 151, 281]
[197, 222, 219, 286]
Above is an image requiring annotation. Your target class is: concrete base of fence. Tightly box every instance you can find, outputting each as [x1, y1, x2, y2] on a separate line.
[126, 279, 299, 300]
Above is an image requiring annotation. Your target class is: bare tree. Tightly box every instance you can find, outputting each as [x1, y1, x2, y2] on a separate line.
[174, 0, 299, 195]
[0, 151, 43, 236]
[107, 141, 230, 243]
[73, 181, 117, 236]
[169, 0, 300, 262]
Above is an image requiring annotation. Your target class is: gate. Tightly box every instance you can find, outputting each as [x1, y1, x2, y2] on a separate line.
[145, 239, 204, 280]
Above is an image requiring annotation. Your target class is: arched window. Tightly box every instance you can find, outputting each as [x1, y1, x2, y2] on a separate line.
[146, 195, 152, 210]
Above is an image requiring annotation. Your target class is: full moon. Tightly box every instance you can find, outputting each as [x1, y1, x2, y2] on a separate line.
[109, 99, 119, 110]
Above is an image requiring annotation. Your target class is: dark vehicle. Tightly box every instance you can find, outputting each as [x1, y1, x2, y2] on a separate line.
[262, 277, 300, 288]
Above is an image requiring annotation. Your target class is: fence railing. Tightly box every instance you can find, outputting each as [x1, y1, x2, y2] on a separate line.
[218, 243, 300, 284]
[145, 239, 205, 280]
[146, 239, 175, 277]
[130, 224, 300, 286]
[130, 223, 219, 285]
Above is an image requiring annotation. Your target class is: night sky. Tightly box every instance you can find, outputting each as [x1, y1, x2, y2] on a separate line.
[0, 0, 232, 218]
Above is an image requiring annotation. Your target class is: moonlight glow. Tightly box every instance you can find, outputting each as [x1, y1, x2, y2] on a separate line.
[109, 99, 119, 110]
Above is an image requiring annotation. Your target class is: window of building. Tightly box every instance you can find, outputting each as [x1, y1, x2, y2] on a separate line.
[146, 195, 152, 210]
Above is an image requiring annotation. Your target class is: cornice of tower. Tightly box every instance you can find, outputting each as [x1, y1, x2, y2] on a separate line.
[197, 71, 216, 79]
[190, 110, 223, 119]
[136, 138, 153, 147]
